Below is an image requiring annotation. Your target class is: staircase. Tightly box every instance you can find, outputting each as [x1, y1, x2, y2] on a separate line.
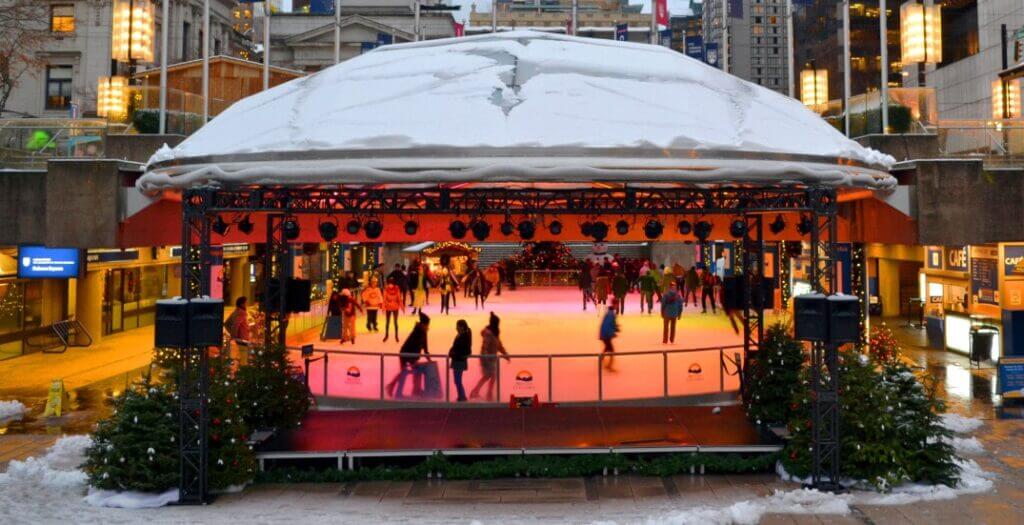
[472, 242, 651, 268]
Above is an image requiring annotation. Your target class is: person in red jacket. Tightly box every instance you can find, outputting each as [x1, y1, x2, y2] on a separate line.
[382, 277, 405, 342]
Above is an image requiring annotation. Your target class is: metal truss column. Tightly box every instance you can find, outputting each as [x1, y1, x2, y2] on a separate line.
[178, 188, 213, 504]
[263, 214, 292, 349]
[807, 187, 841, 491]
[741, 214, 765, 358]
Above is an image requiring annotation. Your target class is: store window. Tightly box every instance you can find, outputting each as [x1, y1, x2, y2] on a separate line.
[51, 5, 75, 33]
[45, 65, 73, 110]
[0, 280, 46, 360]
[940, 1, 979, 67]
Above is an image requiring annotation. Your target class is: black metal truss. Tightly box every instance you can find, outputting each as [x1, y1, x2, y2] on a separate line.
[264, 215, 292, 349]
[741, 214, 765, 362]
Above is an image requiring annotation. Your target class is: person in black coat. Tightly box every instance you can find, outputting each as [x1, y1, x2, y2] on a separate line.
[387, 312, 431, 398]
[448, 319, 472, 402]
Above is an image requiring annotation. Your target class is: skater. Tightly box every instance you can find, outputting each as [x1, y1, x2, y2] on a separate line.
[660, 264, 674, 295]
[484, 265, 501, 299]
[387, 312, 431, 398]
[660, 282, 683, 344]
[360, 276, 383, 332]
[438, 265, 458, 315]
[684, 265, 700, 307]
[579, 261, 595, 311]
[612, 270, 628, 314]
[340, 289, 362, 344]
[470, 312, 510, 401]
[701, 268, 719, 314]
[382, 277, 404, 342]
[506, 258, 517, 291]
[448, 319, 472, 402]
[408, 260, 429, 314]
[599, 298, 620, 371]
[594, 269, 610, 306]
[464, 264, 491, 309]
[495, 261, 505, 296]
[639, 268, 658, 314]
[388, 263, 408, 305]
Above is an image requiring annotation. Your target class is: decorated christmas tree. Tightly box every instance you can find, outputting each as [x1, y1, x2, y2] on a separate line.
[84, 375, 179, 492]
[868, 324, 900, 365]
[509, 241, 578, 270]
[744, 321, 805, 426]
[233, 343, 310, 430]
[207, 355, 258, 489]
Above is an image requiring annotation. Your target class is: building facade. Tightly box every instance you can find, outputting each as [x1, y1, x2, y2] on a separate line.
[703, 0, 791, 94]
[468, 0, 648, 31]
[2, 0, 247, 119]
[669, 1, 704, 56]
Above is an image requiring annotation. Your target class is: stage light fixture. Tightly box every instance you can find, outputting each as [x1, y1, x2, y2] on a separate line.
[517, 220, 536, 240]
[318, 218, 338, 242]
[580, 221, 593, 237]
[729, 219, 747, 238]
[644, 219, 664, 240]
[471, 220, 491, 241]
[404, 220, 419, 236]
[237, 215, 254, 235]
[346, 219, 361, 235]
[212, 215, 230, 236]
[769, 214, 786, 234]
[694, 220, 713, 242]
[590, 221, 609, 241]
[797, 215, 813, 236]
[549, 220, 563, 235]
[615, 220, 630, 236]
[364, 219, 383, 239]
[282, 217, 301, 241]
[449, 220, 468, 239]
[677, 220, 692, 235]
[500, 220, 515, 236]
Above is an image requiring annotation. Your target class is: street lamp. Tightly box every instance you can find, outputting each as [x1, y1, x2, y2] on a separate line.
[800, 67, 828, 111]
[97, 76, 129, 120]
[992, 78, 1020, 120]
[112, 0, 155, 64]
[900, 1, 941, 64]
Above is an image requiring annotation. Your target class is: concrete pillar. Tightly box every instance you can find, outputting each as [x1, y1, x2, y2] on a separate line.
[75, 270, 104, 343]
[228, 257, 249, 305]
[877, 258, 902, 318]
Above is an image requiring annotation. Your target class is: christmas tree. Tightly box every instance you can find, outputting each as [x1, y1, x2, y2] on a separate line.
[744, 321, 805, 426]
[84, 375, 179, 492]
[868, 324, 900, 365]
[207, 355, 257, 489]
[233, 344, 310, 430]
[510, 242, 578, 270]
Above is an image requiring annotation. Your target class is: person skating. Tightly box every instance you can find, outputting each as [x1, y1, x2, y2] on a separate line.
[382, 278, 404, 342]
[438, 265, 458, 315]
[448, 319, 472, 402]
[360, 277, 383, 332]
[408, 260, 429, 314]
[387, 263, 408, 306]
[578, 261, 595, 311]
[599, 298, 620, 371]
[387, 312, 431, 398]
[464, 264, 491, 309]
[340, 289, 362, 344]
[639, 268, 658, 314]
[684, 265, 700, 307]
[470, 312, 510, 401]
[701, 269, 719, 314]
[660, 282, 683, 344]
[611, 271, 628, 315]
[594, 270, 610, 306]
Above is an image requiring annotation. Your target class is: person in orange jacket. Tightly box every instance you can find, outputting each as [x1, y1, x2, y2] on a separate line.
[382, 277, 405, 342]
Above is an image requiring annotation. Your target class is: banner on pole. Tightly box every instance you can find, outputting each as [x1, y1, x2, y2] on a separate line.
[705, 42, 720, 68]
[566, 17, 573, 35]
[615, 23, 628, 41]
[684, 35, 704, 61]
[655, 0, 669, 26]
[729, 0, 743, 19]
[361, 42, 377, 53]
[659, 28, 672, 47]
[454, 21, 465, 37]
[376, 32, 393, 46]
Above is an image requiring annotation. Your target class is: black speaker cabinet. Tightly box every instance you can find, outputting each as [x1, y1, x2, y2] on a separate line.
[827, 295, 860, 344]
[155, 299, 188, 348]
[751, 277, 775, 310]
[287, 279, 312, 313]
[794, 293, 828, 342]
[723, 276, 743, 310]
[189, 298, 225, 347]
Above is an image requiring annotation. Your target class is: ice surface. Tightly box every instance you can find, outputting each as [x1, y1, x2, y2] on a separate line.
[139, 31, 895, 191]
[0, 400, 26, 423]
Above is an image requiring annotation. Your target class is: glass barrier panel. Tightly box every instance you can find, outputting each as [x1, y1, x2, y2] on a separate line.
[550, 355, 599, 402]
[321, 352, 384, 400]
[448, 355, 495, 404]
[599, 352, 664, 400]
[495, 356, 551, 404]
[382, 355, 448, 403]
[667, 349, 723, 396]
[723, 349, 745, 392]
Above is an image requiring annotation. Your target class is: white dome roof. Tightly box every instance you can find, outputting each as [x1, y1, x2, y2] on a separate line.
[139, 31, 895, 191]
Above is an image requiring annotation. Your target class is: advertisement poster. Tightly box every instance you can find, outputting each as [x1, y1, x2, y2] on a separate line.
[705, 42, 719, 68]
[971, 257, 999, 306]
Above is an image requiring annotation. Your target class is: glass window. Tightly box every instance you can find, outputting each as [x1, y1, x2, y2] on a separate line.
[45, 65, 73, 110]
[51, 5, 75, 33]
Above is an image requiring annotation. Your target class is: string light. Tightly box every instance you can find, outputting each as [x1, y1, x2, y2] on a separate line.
[780, 241, 791, 308]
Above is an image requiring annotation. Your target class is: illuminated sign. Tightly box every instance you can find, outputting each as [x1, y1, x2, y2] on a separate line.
[946, 246, 968, 272]
[18, 246, 81, 279]
[1005, 245, 1024, 277]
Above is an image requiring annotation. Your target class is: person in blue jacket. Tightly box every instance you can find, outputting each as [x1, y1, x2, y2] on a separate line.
[660, 281, 683, 344]
[599, 298, 620, 371]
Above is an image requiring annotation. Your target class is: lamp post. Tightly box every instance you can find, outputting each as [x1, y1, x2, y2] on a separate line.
[263, 0, 271, 90]
[880, 0, 889, 133]
[159, 0, 168, 133]
[105, 0, 154, 122]
[842, 0, 851, 137]
[900, 0, 942, 86]
[800, 62, 828, 113]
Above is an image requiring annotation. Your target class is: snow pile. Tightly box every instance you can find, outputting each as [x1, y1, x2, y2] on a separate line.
[0, 435, 90, 490]
[860, 457, 994, 506]
[951, 436, 986, 455]
[0, 400, 26, 422]
[85, 488, 179, 509]
[941, 413, 984, 434]
[634, 489, 852, 525]
[139, 31, 895, 191]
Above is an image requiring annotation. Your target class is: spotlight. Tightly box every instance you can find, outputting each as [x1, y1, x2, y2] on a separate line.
[615, 220, 630, 236]
[237, 215, 254, 235]
[797, 215, 813, 236]
[282, 217, 301, 241]
[404, 220, 419, 236]
[500, 220, 515, 236]
[729, 219, 747, 238]
[549, 220, 563, 235]
[694, 220, 713, 242]
[346, 219, 361, 235]
[449, 220, 468, 239]
[644, 219, 664, 240]
[212, 215, 230, 236]
[517, 220, 536, 240]
[364, 219, 383, 239]
[677, 220, 692, 235]
[580, 221, 593, 237]
[318, 218, 338, 242]
[769, 214, 786, 235]
[590, 221, 609, 241]
[471, 220, 490, 241]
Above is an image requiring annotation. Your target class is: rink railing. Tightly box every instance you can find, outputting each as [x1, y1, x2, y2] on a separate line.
[291, 344, 745, 404]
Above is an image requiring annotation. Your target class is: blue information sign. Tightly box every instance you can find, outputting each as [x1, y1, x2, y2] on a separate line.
[705, 42, 720, 68]
[999, 358, 1024, 397]
[18, 246, 81, 279]
[684, 35, 704, 61]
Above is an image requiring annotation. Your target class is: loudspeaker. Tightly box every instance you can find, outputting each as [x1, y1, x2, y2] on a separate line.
[827, 295, 859, 344]
[287, 278, 312, 313]
[188, 298, 225, 347]
[723, 276, 743, 310]
[155, 299, 188, 348]
[794, 293, 828, 342]
[754, 277, 775, 310]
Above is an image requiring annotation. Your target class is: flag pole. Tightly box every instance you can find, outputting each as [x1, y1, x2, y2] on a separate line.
[843, 0, 851, 137]
[334, 0, 341, 64]
[263, 0, 271, 90]
[722, 0, 729, 73]
[650, 0, 657, 44]
[158, 0, 168, 133]
[202, 0, 209, 122]
[572, 0, 578, 36]
[786, 0, 795, 98]
[491, 0, 497, 33]
[414, 0, 421, 42]
[880, 0, 889, 133]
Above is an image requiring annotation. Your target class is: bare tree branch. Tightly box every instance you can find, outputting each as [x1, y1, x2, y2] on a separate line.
[0, 0, 50, 116]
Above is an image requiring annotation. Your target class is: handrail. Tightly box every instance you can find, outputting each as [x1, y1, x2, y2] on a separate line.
[286, 343, 745, 360]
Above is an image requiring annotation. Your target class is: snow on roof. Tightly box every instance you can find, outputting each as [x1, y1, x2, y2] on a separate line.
[139, 31, 895, 191]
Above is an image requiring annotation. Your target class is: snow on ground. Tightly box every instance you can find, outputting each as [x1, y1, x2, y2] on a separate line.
[631, 489, 853, 525]
[0, 400, 26, 423]
[941, 413, 984, 434]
